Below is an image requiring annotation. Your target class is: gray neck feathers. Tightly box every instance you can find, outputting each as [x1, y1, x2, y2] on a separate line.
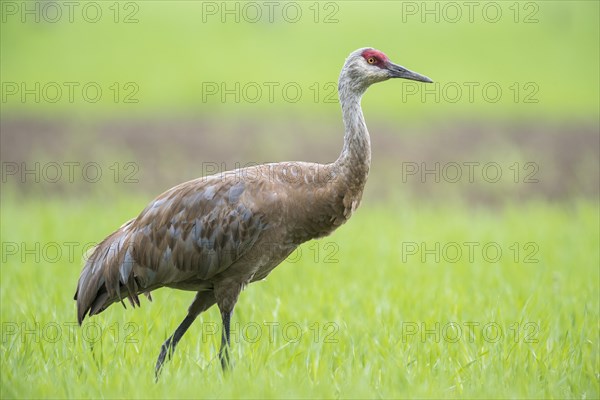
[334, 71, 371, 190]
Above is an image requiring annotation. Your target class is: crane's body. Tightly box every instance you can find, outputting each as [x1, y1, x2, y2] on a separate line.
[74, 48, 432, 376]
[76, 161, 357, 319]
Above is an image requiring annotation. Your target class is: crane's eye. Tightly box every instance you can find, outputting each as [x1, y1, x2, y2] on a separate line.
[367, 57, 377, 64]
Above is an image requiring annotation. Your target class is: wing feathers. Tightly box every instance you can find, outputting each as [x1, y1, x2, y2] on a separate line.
[75, 176, 267, 323]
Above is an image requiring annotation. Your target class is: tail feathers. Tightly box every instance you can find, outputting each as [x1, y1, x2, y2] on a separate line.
[75, 220, 150, 324]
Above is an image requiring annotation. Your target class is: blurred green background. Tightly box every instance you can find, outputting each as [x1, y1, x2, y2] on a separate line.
[1, 1, 599, 398]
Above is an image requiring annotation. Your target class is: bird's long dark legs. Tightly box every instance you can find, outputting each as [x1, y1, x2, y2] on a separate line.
[155, 314, 196, 379]
[215, 284, 240, 371]
[219, 309, 232, 370]
[155, 291, 216, 380]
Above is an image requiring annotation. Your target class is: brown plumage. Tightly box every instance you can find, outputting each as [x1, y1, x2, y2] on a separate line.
[74, 48, 432, 376]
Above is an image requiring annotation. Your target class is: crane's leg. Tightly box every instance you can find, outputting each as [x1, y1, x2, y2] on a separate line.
[155, 291, 216, 380]
[219, 308, 233, 370]
[215, 282, 241, 370]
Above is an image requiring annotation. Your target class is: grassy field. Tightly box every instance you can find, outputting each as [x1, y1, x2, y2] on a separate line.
[1, 193, 598, 398]
[2, 1, 599, 398]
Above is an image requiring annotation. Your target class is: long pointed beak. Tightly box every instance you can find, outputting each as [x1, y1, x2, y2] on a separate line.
[388, 62, 433, 83]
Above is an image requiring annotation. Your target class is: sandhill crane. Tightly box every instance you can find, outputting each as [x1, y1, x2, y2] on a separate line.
[74, 48, 432, 377]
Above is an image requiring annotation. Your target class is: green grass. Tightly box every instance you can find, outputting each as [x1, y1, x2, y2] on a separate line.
[2, 1, 598, 397]
[1, 192, 598, 398]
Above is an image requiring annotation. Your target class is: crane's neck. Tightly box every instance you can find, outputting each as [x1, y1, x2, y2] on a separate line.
[334, 81, 371, 193]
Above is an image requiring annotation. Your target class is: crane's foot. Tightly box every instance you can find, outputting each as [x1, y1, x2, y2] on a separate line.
[155, 337, 174, 381]
[219, 345, 232, 371]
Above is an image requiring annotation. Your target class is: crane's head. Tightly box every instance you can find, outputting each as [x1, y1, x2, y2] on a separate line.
[340, 48, 433, 93]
